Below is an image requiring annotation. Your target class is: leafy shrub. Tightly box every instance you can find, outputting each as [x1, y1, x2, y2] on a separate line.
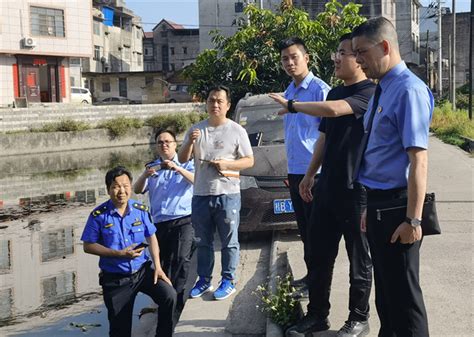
[145, 112, 207, 134]
[253, 273, 299, 329]
[32, 119, 91, 132]
[430, 102, 474, 148]
[97, 116, 144, 138]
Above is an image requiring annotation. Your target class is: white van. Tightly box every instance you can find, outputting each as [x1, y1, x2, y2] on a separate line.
[71, 87, 92, 104]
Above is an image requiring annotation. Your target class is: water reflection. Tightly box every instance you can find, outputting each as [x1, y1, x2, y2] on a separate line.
[0, 145, 155, 334]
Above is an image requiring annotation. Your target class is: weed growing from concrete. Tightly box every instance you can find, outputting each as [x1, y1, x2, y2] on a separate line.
[253, 273, 299, 329]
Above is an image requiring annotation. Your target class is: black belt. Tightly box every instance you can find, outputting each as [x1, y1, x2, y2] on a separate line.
[100, 260, 150, 282]
[156, 215, 191, 228]
[362, 185, 407, 200]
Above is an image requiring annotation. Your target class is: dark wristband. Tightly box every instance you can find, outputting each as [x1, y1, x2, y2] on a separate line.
[288, 99, 297, 113]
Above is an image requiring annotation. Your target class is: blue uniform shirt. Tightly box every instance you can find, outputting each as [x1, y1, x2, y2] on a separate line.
[358, 62, 434, 189]
[142, 156, 194, 223]
[284, 72, 331, 174]
[81, 199, 156, 274]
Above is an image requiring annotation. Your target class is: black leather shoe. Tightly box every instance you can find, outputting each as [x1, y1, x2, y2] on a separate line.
[290, 275, 308, 288]
[336, 320, 370, 337]
[286, 313, 330, 335]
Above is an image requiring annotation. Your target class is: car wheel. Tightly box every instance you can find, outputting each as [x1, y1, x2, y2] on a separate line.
[169, 99, 176, 103]
[82, 100, 89, 104]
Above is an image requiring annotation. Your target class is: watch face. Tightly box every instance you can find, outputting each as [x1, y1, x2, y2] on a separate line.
[412, 218, 422, 226]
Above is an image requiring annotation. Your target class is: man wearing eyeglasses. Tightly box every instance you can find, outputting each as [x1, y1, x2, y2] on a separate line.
[271, 33, 375, 336]
[134, 129, 195, 327]
[276, 37, 331, 294]
[352, 18, 433, 337]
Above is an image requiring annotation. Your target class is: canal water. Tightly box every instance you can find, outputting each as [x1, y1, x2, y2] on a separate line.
[0, 145, 160, 336]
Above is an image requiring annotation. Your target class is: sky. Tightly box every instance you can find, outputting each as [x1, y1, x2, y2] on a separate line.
[125, 0, 472, 32]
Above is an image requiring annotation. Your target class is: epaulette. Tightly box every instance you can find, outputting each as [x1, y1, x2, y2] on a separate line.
[132, 202, 149, 212]
[91, 204, 108, 217]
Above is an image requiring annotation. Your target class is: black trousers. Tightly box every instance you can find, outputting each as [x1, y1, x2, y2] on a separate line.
[100, 261, 177, 337]
[307, 190, 372, 322]
[156, 216, 196, 326]
[366, 187, 429, 337]
[288, 174, 314, 274]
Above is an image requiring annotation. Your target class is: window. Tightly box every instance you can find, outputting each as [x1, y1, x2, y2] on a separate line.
[235, 2, 244, 13]
[70, 77, 75, 87]
[412, 33, 416, 52]
[145, 76, 154, 85]
[161, 30, 167, 38]
[170, 47, 175, 55]
[182, 47, 187, 54]
[123, 46, 130, 60]
[30, 6, 65, 37]
[102, 82, 111, 92]
[137, 53, 142, 66]
[170, 63, 175, 71]
[69, 58, 81, 66]
[94, 46, 100, 60]
[93, 20, 100, 35]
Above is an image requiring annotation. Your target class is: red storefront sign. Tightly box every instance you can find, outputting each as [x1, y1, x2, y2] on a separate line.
[32, 58, 47, 65]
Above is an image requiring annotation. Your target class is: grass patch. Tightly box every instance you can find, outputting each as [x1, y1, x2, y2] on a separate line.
[30, 119, 91, 132]
[145, 112, 207, 134]
[430, 102, 474, 148]
[97, 116, 144, 138]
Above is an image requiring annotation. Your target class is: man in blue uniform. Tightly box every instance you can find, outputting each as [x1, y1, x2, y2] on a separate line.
[81, 166, 176, 337]
[278, 37, 331, 290]
[134, 129, 195, 325]
[352, 17, 434, 337]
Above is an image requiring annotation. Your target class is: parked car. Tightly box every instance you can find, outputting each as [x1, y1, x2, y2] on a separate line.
[164, 84, 193, 103]
[95, 96, 141, 105]
[70, 87, 92, 104]
[234, 93, 296, 232]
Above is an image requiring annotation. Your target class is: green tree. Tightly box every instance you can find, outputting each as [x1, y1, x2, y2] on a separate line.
[184, 0, 366, 107]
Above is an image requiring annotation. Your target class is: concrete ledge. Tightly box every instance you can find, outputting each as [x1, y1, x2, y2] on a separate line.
[0, 127, 156, 157]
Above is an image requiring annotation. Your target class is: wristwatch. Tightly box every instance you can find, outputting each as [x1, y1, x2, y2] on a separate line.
[287, 99, 297, 113]
[405, 216, 422, 228]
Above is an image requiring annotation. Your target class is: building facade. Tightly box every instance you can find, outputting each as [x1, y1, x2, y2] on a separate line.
[0, 1, 92, 106]
[199, 0, 398, 51]
[146, 19, 199, 73]
[395, 0, 421, 65]
[80, 0, 144, 96]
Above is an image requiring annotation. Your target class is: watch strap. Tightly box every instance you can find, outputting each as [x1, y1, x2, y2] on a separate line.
[288, 99, 297, 113]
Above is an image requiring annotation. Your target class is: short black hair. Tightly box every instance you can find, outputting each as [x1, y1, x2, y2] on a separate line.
[278, 37, 308, 54]
[154, 129, 176, 142]
[352, 17, 398, 48]
[105, 166, 133, 190]
[339, 32, 352, 42]
[207, 85, 231, 102]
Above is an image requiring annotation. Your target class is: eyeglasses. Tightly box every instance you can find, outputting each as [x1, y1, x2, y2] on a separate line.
[331, 51, 356, 61]
[157, 140, 176, 145]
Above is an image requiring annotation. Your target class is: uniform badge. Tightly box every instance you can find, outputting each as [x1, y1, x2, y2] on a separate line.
[105, 223, 114, 228]
[132, 219, 142, 226]
[377, 106, 383, 113]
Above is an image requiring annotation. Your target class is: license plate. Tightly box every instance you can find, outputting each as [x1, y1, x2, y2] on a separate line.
[273, 199, 294, 214]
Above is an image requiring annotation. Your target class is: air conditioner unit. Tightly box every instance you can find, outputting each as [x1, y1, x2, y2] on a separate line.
[22, 37, 36, 48]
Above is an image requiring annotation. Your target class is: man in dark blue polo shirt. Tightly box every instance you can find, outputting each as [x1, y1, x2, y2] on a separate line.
[271, 33, 375, 337]
[81, 166, 176, 337]
[352, 17, 434, 337]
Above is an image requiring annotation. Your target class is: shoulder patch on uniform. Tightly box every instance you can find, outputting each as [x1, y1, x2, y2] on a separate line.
[91, 205, 108, 217]
[132, 202, 149, 212]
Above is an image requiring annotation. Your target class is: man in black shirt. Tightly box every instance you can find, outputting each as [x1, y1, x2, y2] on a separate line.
[270, 33, 375, 337]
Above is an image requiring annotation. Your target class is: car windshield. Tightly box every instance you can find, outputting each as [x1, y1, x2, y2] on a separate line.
[237, 105, 284, 145]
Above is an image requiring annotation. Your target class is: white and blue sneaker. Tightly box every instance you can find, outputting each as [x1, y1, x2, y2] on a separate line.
[190, 277, 213, 298]
[213, 278, 236, 300]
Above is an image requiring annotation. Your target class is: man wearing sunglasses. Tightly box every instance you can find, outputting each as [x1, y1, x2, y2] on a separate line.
[270, 33, 375, 336]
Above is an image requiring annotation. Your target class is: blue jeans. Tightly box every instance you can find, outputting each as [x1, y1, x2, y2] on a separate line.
[191, 194, 240, 280]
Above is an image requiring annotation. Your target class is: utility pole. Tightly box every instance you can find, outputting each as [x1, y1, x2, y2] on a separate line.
[450, 0, 456, 110]
[426, 30, 430, 86]
[258, 0, 263, 10]
[469, 0, 473, 119]
[438, 0, 443, 98]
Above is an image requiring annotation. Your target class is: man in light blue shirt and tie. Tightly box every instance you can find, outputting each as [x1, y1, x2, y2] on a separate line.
[352, 17, 434, 337]
[278, 37, 331, 291]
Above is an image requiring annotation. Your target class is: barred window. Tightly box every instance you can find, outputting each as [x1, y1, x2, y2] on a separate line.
[30, 6, 65, 37]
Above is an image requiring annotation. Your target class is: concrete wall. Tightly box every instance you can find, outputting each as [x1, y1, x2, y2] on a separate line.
[0, 127, 155, 156]
[0, 102, 205, 133]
